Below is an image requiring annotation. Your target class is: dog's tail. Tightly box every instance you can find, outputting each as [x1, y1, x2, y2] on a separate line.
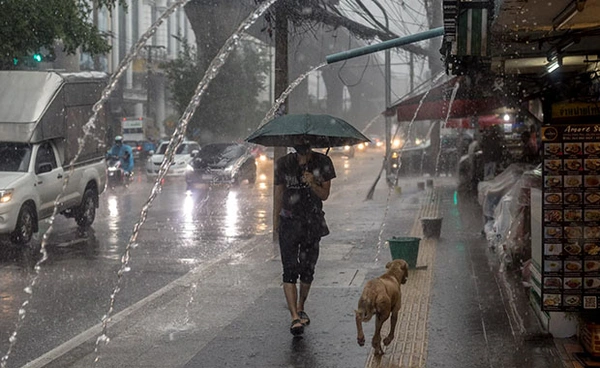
[355, 304, 375, 322]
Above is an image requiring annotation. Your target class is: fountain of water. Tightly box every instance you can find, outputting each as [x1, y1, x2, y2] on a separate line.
[372, 72, 447, 262]
[434, 80, 461, 177]
[91, 1, 278, 363]
[0, 1, 279, 367]
[1, 4, 192, 366]
[259, 62, 328, 126]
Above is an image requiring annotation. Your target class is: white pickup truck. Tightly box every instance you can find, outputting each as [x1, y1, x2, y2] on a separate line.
[0, 71, 108, 244]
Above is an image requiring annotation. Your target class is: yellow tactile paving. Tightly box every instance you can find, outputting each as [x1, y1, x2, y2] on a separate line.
[366, 187, 441, 368]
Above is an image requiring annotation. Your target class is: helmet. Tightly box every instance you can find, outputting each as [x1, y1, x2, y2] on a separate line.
[115, 135, 123, 143]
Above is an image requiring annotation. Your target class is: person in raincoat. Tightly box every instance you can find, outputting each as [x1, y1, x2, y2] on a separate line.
[107, 135, 134, 175]
[273, 143, 336, 336]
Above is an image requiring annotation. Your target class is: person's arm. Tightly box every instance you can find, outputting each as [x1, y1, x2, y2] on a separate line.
[273, 183, 284, 236]
[302, 171, 331, 201]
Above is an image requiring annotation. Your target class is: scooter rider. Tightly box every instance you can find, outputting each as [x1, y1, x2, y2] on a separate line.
[107, 135, 134, 175]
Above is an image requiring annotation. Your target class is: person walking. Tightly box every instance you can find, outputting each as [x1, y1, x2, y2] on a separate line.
[273, 143, 336, 336]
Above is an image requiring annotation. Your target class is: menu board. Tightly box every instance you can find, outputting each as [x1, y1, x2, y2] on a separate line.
[541, 125, 600, 311]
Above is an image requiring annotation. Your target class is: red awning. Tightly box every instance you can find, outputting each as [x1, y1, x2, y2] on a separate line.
[444, 115, 507, 129]
[388, 76, 504, 122]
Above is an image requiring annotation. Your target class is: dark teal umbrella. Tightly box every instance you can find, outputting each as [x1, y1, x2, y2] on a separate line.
[245, 114, 370, 148]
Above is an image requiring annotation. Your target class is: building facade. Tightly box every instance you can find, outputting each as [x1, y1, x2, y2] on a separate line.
[85, 0, 196, 139]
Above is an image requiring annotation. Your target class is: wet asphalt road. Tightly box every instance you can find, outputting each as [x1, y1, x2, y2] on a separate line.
[0, 150, 387, 368]
[0, 157, 275, 367]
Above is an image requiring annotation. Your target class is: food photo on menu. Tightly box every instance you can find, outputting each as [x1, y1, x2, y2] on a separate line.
[545, 176, 562, 187]
[584, 226, 600, 238]
[586, 158, 600, 171]
[564, 159, 582, 171]
[584, 277, 600, 289]
[545, 260, 563, 272]
[584, 243, 600, 256]
[563, 242, 582, 256]
[543, 294, 561, 307]
[545, 226, 563, 238]
[564, 209, 582, 222]
[545, 193, 562, 204]
[585, 209, 600, 221]
[564, 277, 583, 290]
[564, 175, 582, 187]
[546, 143, 562, 155]
[585, 260, 600, 272]
[565, 260, 582, 272]
[564, 192, 582, 205]
[544, 243, 562, 255]
[564, 143, 582, 155]
[586, 175, 600, 186]
[585, 142, 600, 155]
[545, 159, 562, 171]
[544, 210, 563, 222]
[544, 277, 562, 288]
[585, 192, 600, 205]
[564, 226, 583, 239]
[565, 295, 581, 307]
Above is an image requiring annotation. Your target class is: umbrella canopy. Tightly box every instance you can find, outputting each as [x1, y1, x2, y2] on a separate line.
[245, 114, 370, 148]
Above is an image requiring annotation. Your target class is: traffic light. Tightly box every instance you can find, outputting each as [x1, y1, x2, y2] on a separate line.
[32, 53, 43, 62]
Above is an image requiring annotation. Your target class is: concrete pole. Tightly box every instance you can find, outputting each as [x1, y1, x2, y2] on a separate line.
[111, 5, 119, 73]
[126, 0, 133, 90]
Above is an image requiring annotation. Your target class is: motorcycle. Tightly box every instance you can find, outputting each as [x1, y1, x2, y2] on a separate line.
[107, 156, 133, 188]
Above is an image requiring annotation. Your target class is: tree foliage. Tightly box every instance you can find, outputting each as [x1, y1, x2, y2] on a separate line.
[163, 39, 270, 143]
[0, 0, 125, 69]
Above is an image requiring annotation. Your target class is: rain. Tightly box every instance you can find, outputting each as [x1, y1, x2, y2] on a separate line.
[1, 1, 600, 368]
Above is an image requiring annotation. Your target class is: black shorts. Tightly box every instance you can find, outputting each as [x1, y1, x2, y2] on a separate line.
[278, 216, 320, 284]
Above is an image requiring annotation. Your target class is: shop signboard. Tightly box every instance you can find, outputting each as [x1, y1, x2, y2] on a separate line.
[541, 124, 600, 311]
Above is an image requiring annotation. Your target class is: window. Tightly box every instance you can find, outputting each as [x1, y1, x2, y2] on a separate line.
[0, 143, 31, 172]
[35, 142, 57, 174]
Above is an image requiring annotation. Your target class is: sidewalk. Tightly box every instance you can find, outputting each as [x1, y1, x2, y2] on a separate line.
[29, 177, 582, 368]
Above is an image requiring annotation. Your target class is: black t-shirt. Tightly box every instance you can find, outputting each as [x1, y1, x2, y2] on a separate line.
[274, 152, 336, 217]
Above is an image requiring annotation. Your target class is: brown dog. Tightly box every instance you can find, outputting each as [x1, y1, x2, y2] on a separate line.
[355, 259, 408, 355]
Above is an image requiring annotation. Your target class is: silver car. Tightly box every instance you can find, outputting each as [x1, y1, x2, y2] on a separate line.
[145, 140, 200, 180]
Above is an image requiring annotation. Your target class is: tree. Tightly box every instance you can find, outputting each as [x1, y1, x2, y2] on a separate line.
[163, 39, 270, 143]
[0, 0, 125, 69]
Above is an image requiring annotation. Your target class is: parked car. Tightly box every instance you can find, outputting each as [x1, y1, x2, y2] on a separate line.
[145, 140, 200, 180]
[0, 71, 108, 244]
[185, 143, 256, 189]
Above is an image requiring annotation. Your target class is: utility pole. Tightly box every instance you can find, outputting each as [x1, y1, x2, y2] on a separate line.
[409, 52, 414, 91]
[272, 3, 288, 242]
[380, 8, 392, 184]
[385, 38, 392, 183]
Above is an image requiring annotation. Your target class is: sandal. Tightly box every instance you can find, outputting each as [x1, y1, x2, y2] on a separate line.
[298, 311, 310, 326]
[290, 319, 304, 336]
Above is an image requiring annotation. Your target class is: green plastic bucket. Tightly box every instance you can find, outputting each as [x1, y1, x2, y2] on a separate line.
[388, 237, 420, 268]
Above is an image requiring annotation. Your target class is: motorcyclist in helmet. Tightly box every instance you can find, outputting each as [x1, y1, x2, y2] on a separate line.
[107, 135, 134, 175]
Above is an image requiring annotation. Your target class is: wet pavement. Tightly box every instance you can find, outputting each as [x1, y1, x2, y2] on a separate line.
[24, 176, 580, 368]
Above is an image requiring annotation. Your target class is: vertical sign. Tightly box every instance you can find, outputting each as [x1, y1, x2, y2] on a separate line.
[541, 125, 600, 311]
